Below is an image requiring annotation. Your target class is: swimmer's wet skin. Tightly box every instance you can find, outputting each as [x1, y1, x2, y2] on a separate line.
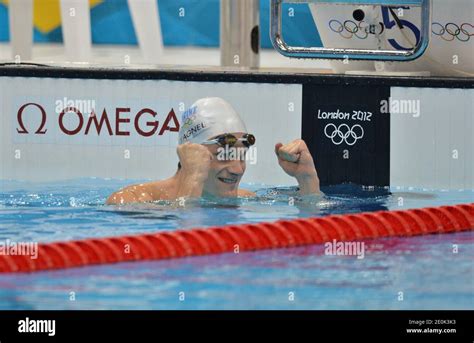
[106, 97, 320, 205]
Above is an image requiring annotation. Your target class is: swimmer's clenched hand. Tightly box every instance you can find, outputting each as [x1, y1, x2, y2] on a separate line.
[176, 142, 213, 198]
[275, 139, 320, 195]
[177, 142, 212, 178]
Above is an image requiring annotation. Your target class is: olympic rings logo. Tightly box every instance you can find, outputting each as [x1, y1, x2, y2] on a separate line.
[329, 19, 384, 39]
[432, 22, 473, 42]
[182, 114, 196, 130]
[324, 123, 364, 146]
[329, 18, 473, 43]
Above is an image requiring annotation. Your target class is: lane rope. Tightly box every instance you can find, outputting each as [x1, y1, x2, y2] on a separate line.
[1, 203, 472, 273]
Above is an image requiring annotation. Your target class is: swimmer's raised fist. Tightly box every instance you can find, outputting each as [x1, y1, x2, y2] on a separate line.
[177, 142, 212, 180]
[275, 139, 320, 194]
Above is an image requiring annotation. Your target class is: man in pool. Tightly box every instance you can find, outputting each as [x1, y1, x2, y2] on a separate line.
[106, 97, 319, 204]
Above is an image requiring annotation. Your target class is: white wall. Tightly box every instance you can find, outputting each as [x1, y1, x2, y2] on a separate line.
[0, 77, 302, 186]
[390, 87, 474, 190]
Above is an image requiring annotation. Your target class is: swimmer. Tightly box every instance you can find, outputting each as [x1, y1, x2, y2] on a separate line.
[106, 97, 319, 204]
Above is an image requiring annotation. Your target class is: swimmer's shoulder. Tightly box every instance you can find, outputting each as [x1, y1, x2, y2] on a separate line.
[106, 180, 174, 205]
[106, 183, 153, 205]
[107, 182, 254, 204]
[238, 189, 256, 197]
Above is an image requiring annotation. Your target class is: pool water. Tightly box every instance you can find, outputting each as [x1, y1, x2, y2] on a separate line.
[0, 179, 473, 310]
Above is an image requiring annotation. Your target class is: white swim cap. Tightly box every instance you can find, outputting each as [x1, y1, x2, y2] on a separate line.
[178, 97, 247, 144]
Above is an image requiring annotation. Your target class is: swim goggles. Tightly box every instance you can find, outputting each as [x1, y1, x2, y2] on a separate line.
[201, 133, 256, 147]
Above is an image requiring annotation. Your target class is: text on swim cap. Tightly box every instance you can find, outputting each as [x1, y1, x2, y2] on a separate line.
[181, 122, 207, 142]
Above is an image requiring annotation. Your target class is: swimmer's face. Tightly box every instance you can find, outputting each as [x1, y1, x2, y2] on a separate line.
[202, 132, 248, 197]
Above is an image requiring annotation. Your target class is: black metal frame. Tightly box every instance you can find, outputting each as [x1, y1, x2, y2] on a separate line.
[0, 65, 473, 89]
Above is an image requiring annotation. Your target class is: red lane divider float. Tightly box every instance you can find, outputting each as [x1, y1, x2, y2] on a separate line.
[1, 203, 473, 273]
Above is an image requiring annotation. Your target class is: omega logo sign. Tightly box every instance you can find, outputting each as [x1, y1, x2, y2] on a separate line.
[16, 103, 180, 137]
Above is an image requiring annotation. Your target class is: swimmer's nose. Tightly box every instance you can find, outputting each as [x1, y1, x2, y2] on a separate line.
[226, 160, 245, 176]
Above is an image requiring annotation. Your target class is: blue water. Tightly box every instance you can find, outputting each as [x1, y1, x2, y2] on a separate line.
[0, 179, 472, 310]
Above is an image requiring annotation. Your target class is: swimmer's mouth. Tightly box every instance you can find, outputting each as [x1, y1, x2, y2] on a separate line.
[218, 177, 238, 184]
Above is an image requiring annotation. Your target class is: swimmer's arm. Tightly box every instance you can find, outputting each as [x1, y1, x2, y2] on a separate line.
[175, 173, 206, 199]
[274, 140, 320, 196]
[174, 143, 212, 199]
[106, 186, 154, 205]
[296, 174, 320, 196]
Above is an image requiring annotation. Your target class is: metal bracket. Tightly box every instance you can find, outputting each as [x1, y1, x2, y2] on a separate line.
[270, 0, 432, 61]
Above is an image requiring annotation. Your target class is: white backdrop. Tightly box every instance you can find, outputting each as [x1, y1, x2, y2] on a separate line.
[390, 87, 474, 190]
[0, 77, 302, 186]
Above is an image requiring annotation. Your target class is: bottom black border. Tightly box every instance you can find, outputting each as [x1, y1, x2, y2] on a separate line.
[0, 310, 472, 342]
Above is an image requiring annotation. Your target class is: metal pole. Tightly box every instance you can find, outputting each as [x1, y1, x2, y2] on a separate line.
[220, 0, 260, 68]
[9, 0, 33, 61]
